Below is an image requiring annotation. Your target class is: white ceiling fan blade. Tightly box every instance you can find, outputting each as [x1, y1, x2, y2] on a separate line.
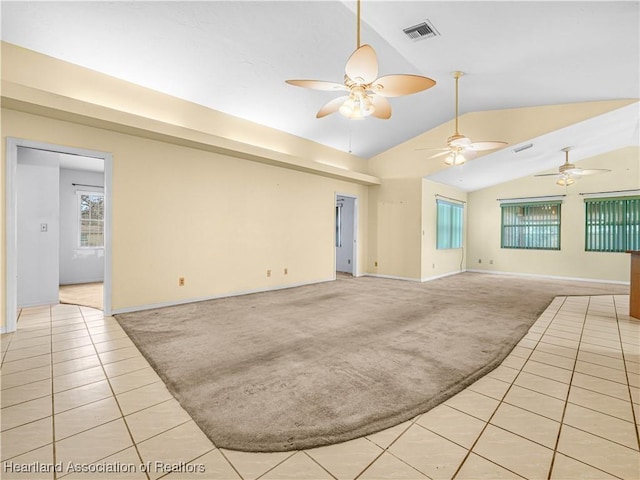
[371, 74, 436, 97]
[428, 151, 451, 159]
[415, 147, 449, 152]
[466, 140, 508, 152]
[573, 168, 612, 176]
[285, 79, 348, 91]
[345, 44, 378, 84]
[316, 96, 349, 118]
[370, 95, 391, 119]
[534, 173, 563, 177]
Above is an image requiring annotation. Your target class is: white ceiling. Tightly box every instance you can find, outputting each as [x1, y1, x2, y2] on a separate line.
[2, 1, 639, 186]
[59, 153, 104, 173]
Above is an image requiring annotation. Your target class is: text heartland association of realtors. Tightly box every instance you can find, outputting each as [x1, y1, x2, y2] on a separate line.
[2, 461, 206, 474]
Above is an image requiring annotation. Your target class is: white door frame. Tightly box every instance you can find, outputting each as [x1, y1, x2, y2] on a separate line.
[5, 138, 113, 333]
[335, 193, 359, 277]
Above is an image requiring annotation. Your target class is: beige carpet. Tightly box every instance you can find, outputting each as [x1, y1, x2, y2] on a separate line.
[115, 272, 628, 452]
[59, 282, 103, 310]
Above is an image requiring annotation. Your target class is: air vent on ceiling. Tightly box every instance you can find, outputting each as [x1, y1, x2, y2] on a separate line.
[512, 143, 534, 153]
[403, 20, 439, 41]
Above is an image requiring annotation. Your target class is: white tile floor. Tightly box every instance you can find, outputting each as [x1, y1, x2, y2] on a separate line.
[1, 295, 639, 479]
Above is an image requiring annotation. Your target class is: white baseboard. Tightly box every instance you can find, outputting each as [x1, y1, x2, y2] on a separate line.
[366, 270, 466, 283]
[60, 278, 104, 286]
[465, 269, 630, 285]
[363, 273, 422, 282]
[111, 277, 336, 315]
[421, 270, 466, 282]
[18, 299, 58, 308]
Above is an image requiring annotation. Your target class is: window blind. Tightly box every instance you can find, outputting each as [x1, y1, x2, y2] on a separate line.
[436, 199, 463, 249]
[501, 201, 561, 250]
[585, 196, 640, 252]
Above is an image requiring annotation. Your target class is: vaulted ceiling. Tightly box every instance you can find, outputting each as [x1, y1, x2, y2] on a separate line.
[2, 1, 639, 185]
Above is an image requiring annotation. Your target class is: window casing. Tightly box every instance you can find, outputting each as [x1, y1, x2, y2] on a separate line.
[585, 196, 640, 252]
[436, 199, 463, 249]
[501, 201, 561, 250]
[335, 204, 342, 247]
[78, 192, 104, 248]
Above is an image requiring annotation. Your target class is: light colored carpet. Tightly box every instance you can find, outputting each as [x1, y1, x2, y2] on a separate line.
[115, 272, 628, 452]
[59, 282, 103, 310]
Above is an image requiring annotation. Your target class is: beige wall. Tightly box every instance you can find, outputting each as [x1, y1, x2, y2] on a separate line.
[2, 108, 369, 318]
[1, 43, 377, 330]
[366, 97, 636, 282]
[421, 180, 468, 280]
[367, 178, 422, 279]
[2, 42, 637, 331]
[467, 147, 640, 282]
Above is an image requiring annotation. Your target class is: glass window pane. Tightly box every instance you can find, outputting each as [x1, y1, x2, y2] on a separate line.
[78, 193, 104, 248]
[586, 197, 640, 252]
[437, 200, 463, 249]
[501, 201, 560, 250]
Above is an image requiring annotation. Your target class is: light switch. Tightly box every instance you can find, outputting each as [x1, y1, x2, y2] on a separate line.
[40, 223, 48, 232]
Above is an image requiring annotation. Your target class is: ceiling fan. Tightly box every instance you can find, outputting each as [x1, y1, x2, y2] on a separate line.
[285, 0, 436, 120]
[535, 147, 611, 186]
[418, 71, 507, 165]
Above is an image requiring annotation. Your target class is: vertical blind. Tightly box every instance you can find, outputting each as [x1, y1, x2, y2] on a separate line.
[585, 196, 640, 252]
[436, 199, 463, 249]
[501, 201, 561, 250]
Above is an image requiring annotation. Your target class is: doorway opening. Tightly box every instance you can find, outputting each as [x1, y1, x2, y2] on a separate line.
[5, 138, 113, 333]
[335, 194, 358, 276]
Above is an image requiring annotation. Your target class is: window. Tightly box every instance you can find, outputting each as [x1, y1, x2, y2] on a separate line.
[436, 199, 463, 249]
[78, 192, 104, 248]
[585, 196, 640, 252]
[501, 201, 561, 250]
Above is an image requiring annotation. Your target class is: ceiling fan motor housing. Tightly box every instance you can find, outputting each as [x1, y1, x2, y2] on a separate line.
[447, 133, 468, 147]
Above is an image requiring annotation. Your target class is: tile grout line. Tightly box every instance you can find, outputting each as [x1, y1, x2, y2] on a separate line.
[75, 306, 152, 480]
[612, 295, 640, 451]
[49, 305, 60, 480]
[546, 296, 596, 479]
[301, 451, 339, 480]
[8, 296, 634, 479]
[252, 451, 298, 480]
[154, 447, 219, 480]
[450, 296, 571, 480]
[68, 310, 230, 479]
[353, 417, 428, 480]
[215, 448, 248, 480]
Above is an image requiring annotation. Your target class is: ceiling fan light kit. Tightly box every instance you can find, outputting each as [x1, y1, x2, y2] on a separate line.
[444, 150, 467, 166]
[417, 71, 508, 167]
[285, 0, 435, 121]
[535, 147, 612, 186]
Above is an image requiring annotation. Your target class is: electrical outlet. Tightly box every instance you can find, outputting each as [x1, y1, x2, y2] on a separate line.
[267, 269, 271, 277]
[478, 259, 482, 264]
[374, 261, 378, 267]
[178, 277, 185, 286]
[284, 268, 288, 275]
[490, 260, 494, 265]
[432, 263, 435, 269]
[40, 223, 48, 232]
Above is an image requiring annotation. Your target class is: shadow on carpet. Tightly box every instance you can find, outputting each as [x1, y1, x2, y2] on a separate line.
[115, 272, 628, 452]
